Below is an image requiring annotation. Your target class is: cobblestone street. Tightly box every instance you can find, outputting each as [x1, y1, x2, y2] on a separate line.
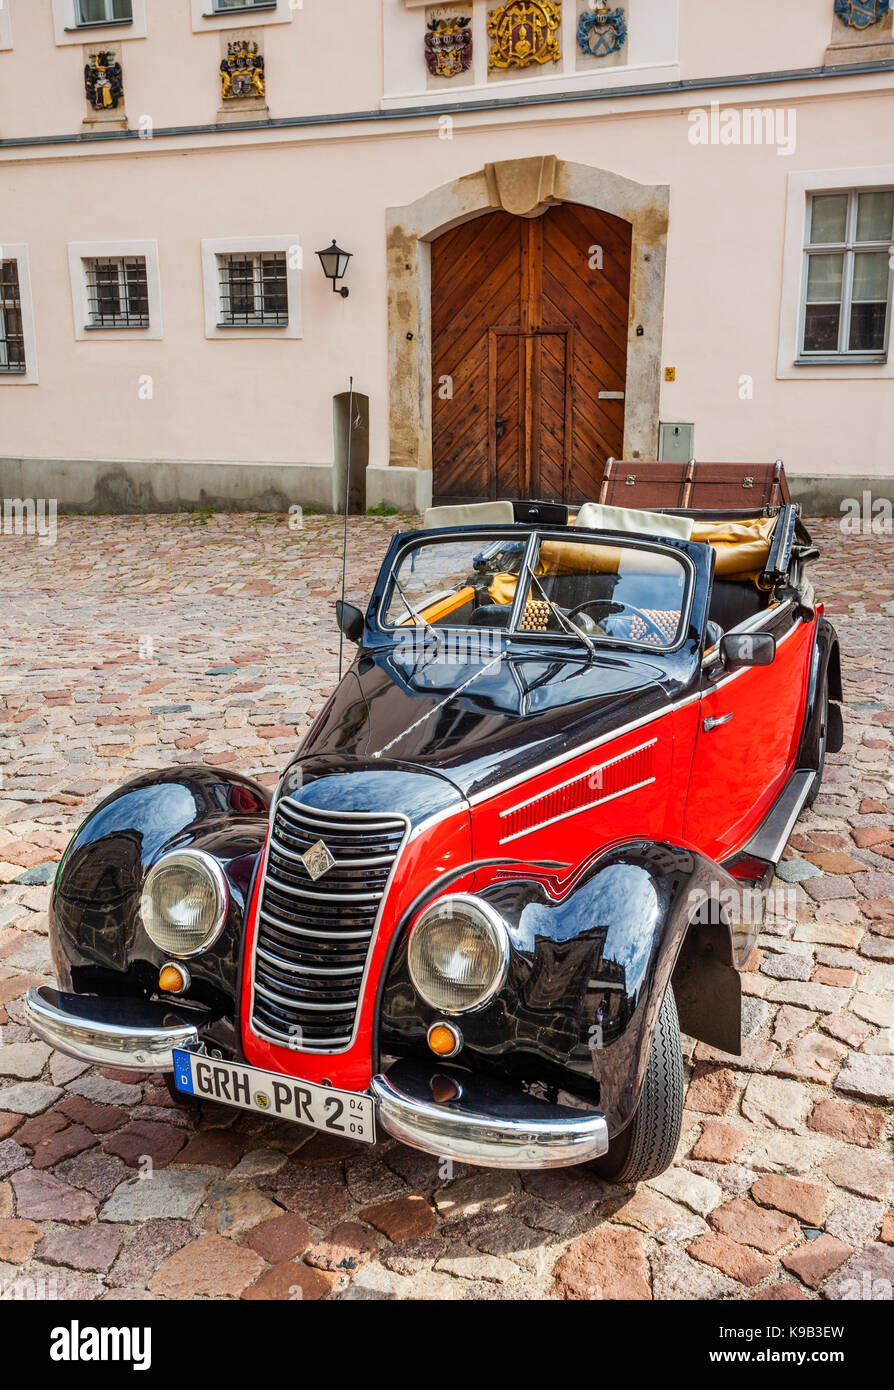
[0, 512, 892, 1301]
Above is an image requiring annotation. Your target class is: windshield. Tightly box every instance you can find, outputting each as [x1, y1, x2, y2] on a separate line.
[381, 531, 690, 651]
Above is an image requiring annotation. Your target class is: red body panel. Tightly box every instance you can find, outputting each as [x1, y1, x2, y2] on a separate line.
[683, 615, 814, 860]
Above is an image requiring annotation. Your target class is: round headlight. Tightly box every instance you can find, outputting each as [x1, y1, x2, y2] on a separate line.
[408, 895, 509, 1014]
[140, 851, 228, 958]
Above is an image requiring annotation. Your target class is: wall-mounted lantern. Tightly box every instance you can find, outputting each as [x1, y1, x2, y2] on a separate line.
[316, 241, 352, 298]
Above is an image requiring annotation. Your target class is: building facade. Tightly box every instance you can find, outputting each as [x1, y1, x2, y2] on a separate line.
[1, 0, 892, 514]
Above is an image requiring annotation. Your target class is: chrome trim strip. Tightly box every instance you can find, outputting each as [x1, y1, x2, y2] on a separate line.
[464, 690, 704, 812]
[499, 776, 657, 844]
[253, 981, 357, 1012]
[255, 946, 364, 977]
[23, 986, 199, 1074]
[279, 797, 405, 828]
[370, 1072, 609, 1170]
[500, 737, 658, 819]
[259, 907, 372, 942]
[251, 1018, 352, 1050]
[264, 872, 383, 904]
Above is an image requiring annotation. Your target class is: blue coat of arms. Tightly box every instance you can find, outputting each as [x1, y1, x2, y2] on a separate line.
[577, 6, 627, 57]
[833, 0, 890, 28]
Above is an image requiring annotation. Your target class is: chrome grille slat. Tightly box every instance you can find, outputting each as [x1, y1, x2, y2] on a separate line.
[250, 800, 408, 1053]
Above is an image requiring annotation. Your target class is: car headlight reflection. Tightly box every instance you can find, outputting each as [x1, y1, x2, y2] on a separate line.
[408, 894, 509, 1014]
[140, 850, 228, 958]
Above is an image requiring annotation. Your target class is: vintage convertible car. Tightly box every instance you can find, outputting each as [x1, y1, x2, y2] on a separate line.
[25, 470, 842, 1180]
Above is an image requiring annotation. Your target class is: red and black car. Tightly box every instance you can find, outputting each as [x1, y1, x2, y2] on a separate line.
[26, 470, 842, 1182]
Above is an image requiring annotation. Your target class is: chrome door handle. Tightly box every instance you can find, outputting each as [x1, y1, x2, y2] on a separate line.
[703, 713, 734, 732]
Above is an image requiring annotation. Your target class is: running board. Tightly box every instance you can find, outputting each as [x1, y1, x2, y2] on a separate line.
[737, 768, 816, 867]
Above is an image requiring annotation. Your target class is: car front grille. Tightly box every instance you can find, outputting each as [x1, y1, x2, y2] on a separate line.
[249, 798, 408, 1053]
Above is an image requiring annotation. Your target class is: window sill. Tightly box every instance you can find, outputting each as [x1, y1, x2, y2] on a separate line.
[202, 4, 277, 16]
[65, 20, 134, 31]
[216, 320, 288, 329]
[0, 366, 27, 375]
[794, 354, 888, 366]
[84, 323, 150, 331]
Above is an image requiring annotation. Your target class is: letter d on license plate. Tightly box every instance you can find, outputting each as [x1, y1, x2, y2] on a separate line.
[172, 1050, 375, 1143]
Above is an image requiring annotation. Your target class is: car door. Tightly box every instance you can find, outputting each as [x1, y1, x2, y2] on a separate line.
[682, 602, 813, 862]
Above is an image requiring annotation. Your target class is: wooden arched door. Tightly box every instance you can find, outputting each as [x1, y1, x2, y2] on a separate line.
[431, 202, 632, 505]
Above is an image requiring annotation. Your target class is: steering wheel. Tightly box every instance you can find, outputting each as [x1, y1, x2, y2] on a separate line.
[566, 598, 669, 645]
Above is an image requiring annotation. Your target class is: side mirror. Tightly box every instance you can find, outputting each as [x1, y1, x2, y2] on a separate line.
[719, 632, 776, 670]
[335, 600, 364, 645]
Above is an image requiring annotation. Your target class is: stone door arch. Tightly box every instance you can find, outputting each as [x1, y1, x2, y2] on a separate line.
[377, 156, 669, 512]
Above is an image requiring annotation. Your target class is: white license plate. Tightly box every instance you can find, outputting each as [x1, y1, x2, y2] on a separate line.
[172, 1049, 375, 1144]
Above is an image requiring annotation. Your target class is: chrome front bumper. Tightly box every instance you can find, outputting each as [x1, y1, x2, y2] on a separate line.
[24, 987, 609, 1169]
[370, 1061, 609, 1170]
[24, 986, 200, 1072]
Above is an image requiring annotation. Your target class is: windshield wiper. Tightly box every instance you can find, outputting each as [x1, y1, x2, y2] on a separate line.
[392, 573, 442, 651]
[527, 569, 596, 662]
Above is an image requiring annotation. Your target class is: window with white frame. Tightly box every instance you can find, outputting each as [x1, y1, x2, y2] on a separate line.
[83, 256, 150, 328]
[0, 261, 27, 374]
[801, 188, 894, 361]
[75, 0, 133, 25]
[217, 252, 288, 327]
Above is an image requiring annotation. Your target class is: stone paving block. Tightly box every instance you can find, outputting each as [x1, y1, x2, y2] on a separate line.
[781, 1234, 853, 1290]
[551, 1224, 651, 1301]
[148, 1232, 266, 1299]
[101, 1171, 211, 1222]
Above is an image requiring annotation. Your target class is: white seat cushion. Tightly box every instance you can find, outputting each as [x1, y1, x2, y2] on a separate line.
[424, 501, 516, 529]
[574, 501, 694, 541]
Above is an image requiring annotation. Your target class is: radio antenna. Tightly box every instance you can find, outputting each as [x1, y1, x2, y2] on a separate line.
[337, 376, 354, 679]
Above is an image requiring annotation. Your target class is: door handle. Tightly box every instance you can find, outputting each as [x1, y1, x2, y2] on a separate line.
[703, 712, 734, 732]
[495, 414, 507, 441]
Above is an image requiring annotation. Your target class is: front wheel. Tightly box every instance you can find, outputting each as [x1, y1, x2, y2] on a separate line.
[590, 983, 684, 1184]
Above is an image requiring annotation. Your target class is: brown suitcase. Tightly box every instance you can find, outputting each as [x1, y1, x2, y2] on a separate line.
[598, 459, 790, 510]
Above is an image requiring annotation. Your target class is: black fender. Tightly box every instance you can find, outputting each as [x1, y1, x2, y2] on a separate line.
[797, 616, 844, 767]
[379, 840, 743, 1137]
[49, 766, 269, 1039]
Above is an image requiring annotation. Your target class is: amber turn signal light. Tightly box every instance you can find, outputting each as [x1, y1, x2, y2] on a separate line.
[427, 1022, 461, 1058]
[159, 963, 190, 994]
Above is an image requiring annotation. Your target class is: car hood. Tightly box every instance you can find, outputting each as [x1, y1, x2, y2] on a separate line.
[291, 646, 688, 804]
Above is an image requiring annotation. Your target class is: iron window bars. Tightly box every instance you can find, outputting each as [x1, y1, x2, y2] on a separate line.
[83, 256, 150, 329]
[0, 261, 26, 374]
[801, 188, 894, 362]
[217, 251, 288, 327]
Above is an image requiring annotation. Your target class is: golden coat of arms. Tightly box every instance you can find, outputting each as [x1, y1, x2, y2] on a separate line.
[220, 40, 265, 101]
[488, 0, 561, 69]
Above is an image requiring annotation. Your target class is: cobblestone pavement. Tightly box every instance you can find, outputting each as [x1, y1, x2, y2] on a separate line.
[0, 513, 892, 1302]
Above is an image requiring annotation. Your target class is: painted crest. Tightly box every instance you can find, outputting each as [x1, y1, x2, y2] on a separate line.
[84, 51, 124, 111]
[488, 0, 562, 70]
[300, 838, 336, 881]
[220, 40, 266, 101]
[425, 15, 473, 78]
[833, 0, 890, 27]
[577, 6, 627, 57]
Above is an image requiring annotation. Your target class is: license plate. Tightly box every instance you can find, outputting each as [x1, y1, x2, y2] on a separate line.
[172, 1050, 375, 1144]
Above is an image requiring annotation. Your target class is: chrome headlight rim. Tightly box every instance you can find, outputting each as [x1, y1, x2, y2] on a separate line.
[140, 849, 229, 959]
[408, 893, 510, 1016]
